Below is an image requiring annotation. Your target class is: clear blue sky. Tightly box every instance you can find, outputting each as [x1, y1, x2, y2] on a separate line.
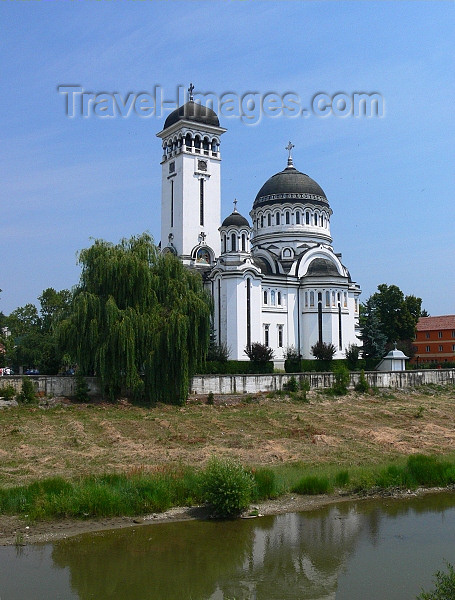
[1, 1, 454, 316]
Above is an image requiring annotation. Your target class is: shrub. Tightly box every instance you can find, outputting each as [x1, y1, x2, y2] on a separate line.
[335, 470, 350, 487]
[406, 454, 452, 487]
[292, 475, 332, 495]
[198, 360, 273, 375]
[202, 457, 254, 517]
[244, 342, 274, 363]
[283, 376, 298, 392]
[0, 384, 16, 400]
[17, 377, 38, 404]
[345, 343, 360, 369]
[206, 341, 230, 363]
[332, 363, 350, 395]
[284, 346, 302, 373]
[417, 562, 455, 600]
[354, 369, 370, 393]
[207, 391, 214, 405]
[311, 341, 336, 361]
[75, 372, 90, 402]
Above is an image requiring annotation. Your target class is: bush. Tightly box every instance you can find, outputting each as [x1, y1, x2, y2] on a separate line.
[354, 369, 370, 393]
[335, 470, 350, 487]
[206, 341, 230, 363]
[75, 372, 90, 402]
[202, 457, 254, 517]
[244, 342, 274, 363]
[417, 562, 455, 600]
[283, 376, 298, 392]
[292, 475, 332, 495]
[0, 384, 16, 400]
[345, 344, 360, 370]
[311, 341, 336, 361]
[332, 363, 350, 395]
[207, 391, 214, 405]
[17, 377, 38, 404]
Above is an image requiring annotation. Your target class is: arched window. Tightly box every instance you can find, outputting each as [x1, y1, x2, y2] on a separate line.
[271, 290, 276, 305]
[185, 133, 192, 149]
[202, 137, 209, 150]
[267, 213, 271, 226]
[275, 212, 280, 225]
[332, 291, 336, 306]
[241, 233, 246, 252]
[222, 234, 227, 253]
[306, 212, 310, 225]
[310, 292, 315, 307]
[314, 213, 318, 226]
[326, 291, 330, 307]
[231, 232, 236, 251]
[285, 211, 290, 224]
[305, 292, 308, 307]
[295, 211, 300, 224]
[260, 215, 264, 228]
[263, 290, 268, 305]
[277, 291, 282, 305]
[194, 136, 201, 149]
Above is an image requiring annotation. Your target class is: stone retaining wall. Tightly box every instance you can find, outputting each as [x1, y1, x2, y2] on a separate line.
[191, 369, 455, 395]
[1, 369, 454, 399]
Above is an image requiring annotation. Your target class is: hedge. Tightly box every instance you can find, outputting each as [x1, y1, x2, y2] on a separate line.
[196, 361, 274, 375]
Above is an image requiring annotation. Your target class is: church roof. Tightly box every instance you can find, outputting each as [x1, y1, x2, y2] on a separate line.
[221, 210, 250, 228]
[253, 163, 327, 209]
[163, 101, 220, 130]
[305, 258, 341, 277]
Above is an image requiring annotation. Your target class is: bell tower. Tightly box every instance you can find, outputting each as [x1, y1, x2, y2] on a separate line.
[156, 85, 226, 266]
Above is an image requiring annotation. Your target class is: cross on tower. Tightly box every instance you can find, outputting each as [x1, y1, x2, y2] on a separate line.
[188, 83, 195, 102]
[285, 141, 295, 159]
[233, 198, 238, 212]
[200, 231, 206, 242]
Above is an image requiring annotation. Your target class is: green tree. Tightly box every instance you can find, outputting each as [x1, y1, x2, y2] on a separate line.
[57, 233, 211, 405]
[360, 284, 423, 359]
[311, 341, 336, 361]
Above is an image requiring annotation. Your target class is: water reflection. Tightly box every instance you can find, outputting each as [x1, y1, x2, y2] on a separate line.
[1, 493, 455, 600]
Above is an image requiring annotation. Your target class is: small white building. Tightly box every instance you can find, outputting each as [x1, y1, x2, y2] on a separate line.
[157, 93, 361, 364]
[376, 345, 409, 372]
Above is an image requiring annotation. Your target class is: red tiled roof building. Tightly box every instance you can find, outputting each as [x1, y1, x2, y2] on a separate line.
[413, 315, 455, 365]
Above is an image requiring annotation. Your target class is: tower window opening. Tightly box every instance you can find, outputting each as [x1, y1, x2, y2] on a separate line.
[271, 290, 276, 306]
[310, 292, 314, 307]
[241, 233, 246, 252]
[285, 211, 290, 224]
[314, 214, 318, 226]
[277, 291, 282, 305]
[278, 325, 283, 348]
[276, 212, 280, 225]
[332, 291, 336, 306]
[199, 179, 204, 226]
[264, 324, 270, 347]
[267, 213, 271, 226]
[185, 133, 192, 149]
[260, 215, 264, 228]
[305, 292, 308, 307]
[306, 212, 310, 225]
[222, 234, 227, 253]
[326, 291, 330, 307]
[194, 136, 201, 149]
[170, 180, 174, 228]
[203, 137, 209, 151]
[263, 290, 268, 305]
[231, 232, 236, 251]
[295, 211, 300, 224]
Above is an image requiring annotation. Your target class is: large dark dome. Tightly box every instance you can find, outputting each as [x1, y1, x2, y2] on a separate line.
[163, 101, 220, 130]
[306, 258, 341, 277]
[253, 164, 327, 209]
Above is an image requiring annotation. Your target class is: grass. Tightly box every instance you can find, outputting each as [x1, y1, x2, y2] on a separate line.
[0, 386, 454, 519]
[0, 453, 454, 522]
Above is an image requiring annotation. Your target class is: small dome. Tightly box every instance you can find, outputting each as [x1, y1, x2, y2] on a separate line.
[163, 101, 220, 130]
[221, 211, 250, 228]
[253, 164, 327, 209]
[306, 258, 340, 277]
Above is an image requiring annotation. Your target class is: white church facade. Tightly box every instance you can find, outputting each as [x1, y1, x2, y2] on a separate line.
[157, 94, 361, 364]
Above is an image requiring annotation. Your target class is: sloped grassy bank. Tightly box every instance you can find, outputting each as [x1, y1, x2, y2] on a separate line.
[1, 454, 455, 522]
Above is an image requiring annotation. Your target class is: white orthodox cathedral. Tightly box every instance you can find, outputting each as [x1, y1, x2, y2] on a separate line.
[157, 92, 361, 364]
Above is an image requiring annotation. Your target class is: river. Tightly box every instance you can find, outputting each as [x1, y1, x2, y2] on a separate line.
[1, 492, 454, 599]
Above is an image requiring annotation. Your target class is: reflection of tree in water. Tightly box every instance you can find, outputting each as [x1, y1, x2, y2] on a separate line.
[52, 519, 254, 600]
[48, 494, 455, 600]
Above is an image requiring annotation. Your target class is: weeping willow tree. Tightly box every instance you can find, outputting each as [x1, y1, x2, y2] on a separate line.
[57, 233, 212, 405]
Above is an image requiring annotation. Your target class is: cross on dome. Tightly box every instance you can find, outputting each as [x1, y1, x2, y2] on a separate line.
[188, 83, 195, 102]
[285, 141, 295, 167]
[233, 198, 238, 212]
